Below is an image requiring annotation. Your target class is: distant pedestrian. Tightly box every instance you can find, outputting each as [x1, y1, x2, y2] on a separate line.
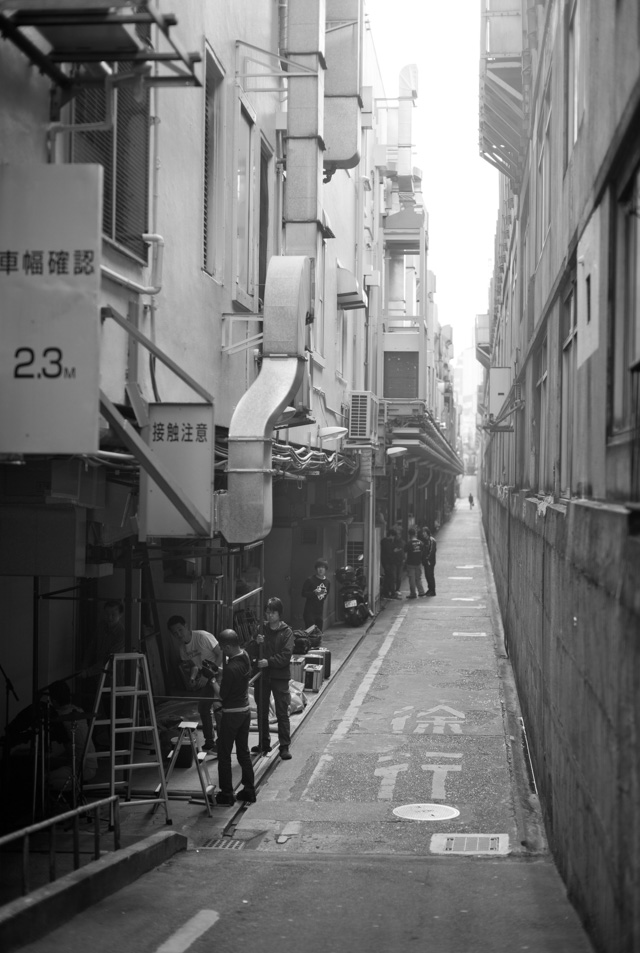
[215, 629, 256, 806]
[391, 526, 405, 596]
[468, 493, 474, 509]
[404, 527, 426, 599]
[380, 529, 400, 598]
[301, 558, 330, 630]
[419, 526, 437, 597]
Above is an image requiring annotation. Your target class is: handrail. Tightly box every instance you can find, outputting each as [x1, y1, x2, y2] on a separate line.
[0, 796, 121, 899]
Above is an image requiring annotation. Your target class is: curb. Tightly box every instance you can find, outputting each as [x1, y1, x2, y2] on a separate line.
[0, 830, 188, 952]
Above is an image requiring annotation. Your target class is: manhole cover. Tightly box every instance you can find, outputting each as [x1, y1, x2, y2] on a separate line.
[393, 803, 460, 821]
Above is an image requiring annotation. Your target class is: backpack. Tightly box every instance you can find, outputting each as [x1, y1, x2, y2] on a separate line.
[293, 630, 311, 654]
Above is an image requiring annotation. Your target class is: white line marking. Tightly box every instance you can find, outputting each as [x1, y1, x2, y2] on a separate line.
[456, 565, 482, 569]
[452, 631, 487, 637]
[301, 609, 408, 798]
[448, 576, 473, 580]
[154, 911, 219, 953]
[452, 598, 477, 602]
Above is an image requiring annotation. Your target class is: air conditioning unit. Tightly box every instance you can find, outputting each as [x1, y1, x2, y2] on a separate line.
[347, 391, 379, 444]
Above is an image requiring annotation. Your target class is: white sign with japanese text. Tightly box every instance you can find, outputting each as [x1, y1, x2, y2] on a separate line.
[140, 403, 215, 537]
[0, 164, 102, 453]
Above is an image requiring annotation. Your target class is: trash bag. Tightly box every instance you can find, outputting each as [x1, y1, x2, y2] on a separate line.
[293, 630, 311, 653]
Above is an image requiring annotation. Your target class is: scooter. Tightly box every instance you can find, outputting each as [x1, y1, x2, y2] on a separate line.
[336, 562, 370, 627]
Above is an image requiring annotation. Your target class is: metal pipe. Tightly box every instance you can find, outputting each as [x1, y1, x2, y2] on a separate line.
[101, 233, 165, 296]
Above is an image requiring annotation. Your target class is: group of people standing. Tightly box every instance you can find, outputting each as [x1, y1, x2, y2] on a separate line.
[380, 524, 437, 600]
[167, 595, 296, 807]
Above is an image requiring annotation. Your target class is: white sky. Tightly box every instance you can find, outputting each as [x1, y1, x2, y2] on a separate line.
[364, 0, 499, 357]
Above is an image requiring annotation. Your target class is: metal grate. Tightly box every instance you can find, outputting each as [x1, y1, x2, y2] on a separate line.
[204, 837, 246, 850]
[349, 392, 370, 438]
[430, 833, 509, 855]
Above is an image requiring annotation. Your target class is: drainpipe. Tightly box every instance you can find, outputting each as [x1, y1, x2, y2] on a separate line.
[216, 256, 311, 544]
[101, 234, 165, 296]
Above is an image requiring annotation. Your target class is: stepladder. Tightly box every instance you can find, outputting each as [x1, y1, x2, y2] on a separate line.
[163, 721, 216, 816]
[82, 652, 171, 824]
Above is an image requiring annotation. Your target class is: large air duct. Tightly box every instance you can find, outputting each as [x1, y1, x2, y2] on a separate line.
[216, 256, 311, 544]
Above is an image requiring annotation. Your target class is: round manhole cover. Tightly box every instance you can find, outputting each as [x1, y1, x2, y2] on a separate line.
[393, 803, 460, 821]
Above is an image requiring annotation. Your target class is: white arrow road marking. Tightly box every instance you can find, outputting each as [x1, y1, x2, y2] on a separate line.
[374, 762, 409, 799]
[154, 911, 219, 953]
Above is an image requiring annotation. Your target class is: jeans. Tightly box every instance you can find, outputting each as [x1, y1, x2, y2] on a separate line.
[217, 710, 254, 796]
[256, 674, 291, 749]
[303, 607, 324, 631]
[196, 682, 220, 745]
[406, 563, 425, 596]
[423, 561, 436, 594]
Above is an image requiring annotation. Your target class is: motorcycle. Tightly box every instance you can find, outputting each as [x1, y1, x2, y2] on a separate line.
[336, 562, 370, 627]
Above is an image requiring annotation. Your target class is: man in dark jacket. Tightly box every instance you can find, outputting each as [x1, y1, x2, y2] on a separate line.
[215, 629, 256, 806]
[249, 597, 295, 760]
[404, 527, 426, 598]
[419, 525, 437, 596]
[301, 558, 330, 630]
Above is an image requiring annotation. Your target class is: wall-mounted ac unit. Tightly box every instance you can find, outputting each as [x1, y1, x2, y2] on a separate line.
[347, 391, 379, 444]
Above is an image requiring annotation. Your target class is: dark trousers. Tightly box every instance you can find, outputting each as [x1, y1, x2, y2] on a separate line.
[393, 564, 403, 591]
[303, 606, 324, 631]
[196, 682, 220, 744]
[423, 561, 436, 594]
[257, 674, 291, 749]
[217, 710, 254, 796]
[382, 564, 396, 597]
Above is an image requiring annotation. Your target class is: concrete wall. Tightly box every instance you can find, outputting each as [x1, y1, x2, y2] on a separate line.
[481, 484, 640, 953]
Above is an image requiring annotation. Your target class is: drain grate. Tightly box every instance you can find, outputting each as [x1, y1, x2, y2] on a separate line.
[393, 803, 460, 821]
[430, 833, 509, 854]
[204, 837, 246, 850]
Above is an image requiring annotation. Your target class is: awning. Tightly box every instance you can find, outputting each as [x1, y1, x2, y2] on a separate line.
[390, 424, 463, 475]
[337, 265, 368, 311]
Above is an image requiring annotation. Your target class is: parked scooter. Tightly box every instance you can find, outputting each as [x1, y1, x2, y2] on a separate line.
[336, 561, 370, 627]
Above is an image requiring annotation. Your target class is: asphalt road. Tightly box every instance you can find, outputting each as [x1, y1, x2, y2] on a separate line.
[16, 498, 595, 953]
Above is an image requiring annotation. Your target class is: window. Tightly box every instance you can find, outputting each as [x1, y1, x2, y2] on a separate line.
[71, 66, 150, 259]
[611, 167, 640, 433]
[536, 80, 552, 255]
[560, 284, 577, 495]
[258, 142, 271, 309]
[565, 0, 583, 164]
[534, 338, 548, 489]
[384, 352, 419, 398]
[236, 103, 255, 297]
[203, 48, 224, 277]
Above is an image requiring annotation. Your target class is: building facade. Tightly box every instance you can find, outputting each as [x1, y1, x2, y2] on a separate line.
[477, 2, 640, 951]
[0, 0, 462, 819]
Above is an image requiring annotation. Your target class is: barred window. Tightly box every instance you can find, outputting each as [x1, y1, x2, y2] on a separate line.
[70, 65, 150, 260]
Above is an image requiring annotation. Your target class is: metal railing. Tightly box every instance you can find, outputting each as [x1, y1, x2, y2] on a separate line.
[0, 796, 121, 898]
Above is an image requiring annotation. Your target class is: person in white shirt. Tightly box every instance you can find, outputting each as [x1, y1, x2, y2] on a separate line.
[168, 616, 223, 753]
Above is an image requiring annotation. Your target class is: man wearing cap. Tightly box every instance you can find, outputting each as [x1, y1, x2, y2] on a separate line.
[215, 629, 256, 806]
[249, 597, 295, 760]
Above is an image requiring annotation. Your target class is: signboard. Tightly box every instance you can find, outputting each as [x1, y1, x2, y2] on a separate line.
[0, 164, 102, 453]
[140, 403, 215, 537]
[489, 366, 512, 418]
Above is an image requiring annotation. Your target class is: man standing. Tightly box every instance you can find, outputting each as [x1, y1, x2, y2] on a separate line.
[391, 526, 405, 596]
[249, 597, 295, 760]
[419, 525, 438, 596]
[380, 529, 399, 598]
[301, 558, 331, 630]
[404, 527, 426, 599]
[167, 615, 223, 753]
[214, 629, 256, 806]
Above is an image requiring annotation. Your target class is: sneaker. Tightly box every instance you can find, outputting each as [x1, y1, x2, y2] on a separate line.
[426, 591, 436, 597]
[407, 594, 417, 600]
[251, 744, 271, 754]
[279, 746, 292, 760]
[419, 592, 428, 597]
[236, 788, 257, 803]
[202, 740, 217, 752]
[215, 791, 236, 806]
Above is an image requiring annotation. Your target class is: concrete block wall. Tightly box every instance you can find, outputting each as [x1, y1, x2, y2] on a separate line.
[481, 486, 640, 953]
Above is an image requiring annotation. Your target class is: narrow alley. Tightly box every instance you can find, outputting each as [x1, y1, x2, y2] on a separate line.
[13, 500, 594, 953]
